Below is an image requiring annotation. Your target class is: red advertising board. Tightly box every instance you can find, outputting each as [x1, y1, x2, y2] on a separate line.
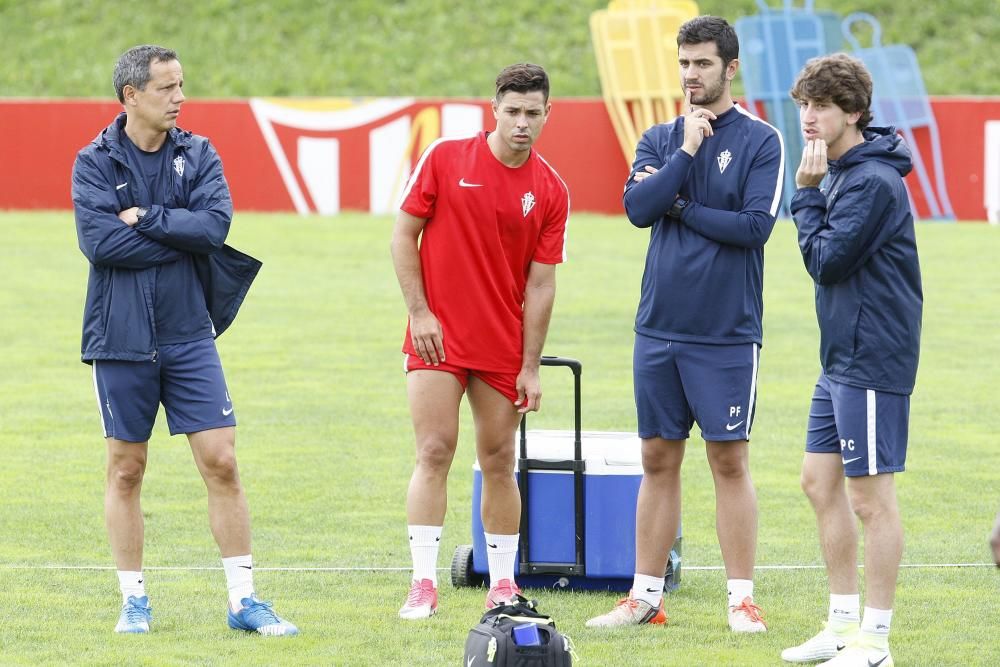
[1, 97, 996, 220]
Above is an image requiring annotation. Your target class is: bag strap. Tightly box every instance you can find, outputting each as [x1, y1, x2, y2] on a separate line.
[493, 612, 555, 627]
[480, 594, 555, 626]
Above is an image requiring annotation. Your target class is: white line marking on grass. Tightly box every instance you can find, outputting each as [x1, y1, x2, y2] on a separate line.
[0, 566, 421, 572]
[685, 563, 995, 571]
[0, 563, 994, 571]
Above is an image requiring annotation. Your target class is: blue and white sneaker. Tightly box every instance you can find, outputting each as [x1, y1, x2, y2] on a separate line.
[227, 595, 299, 636]
[115, 595, 151, 634]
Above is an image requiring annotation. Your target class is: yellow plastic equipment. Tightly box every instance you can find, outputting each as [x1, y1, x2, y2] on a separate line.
[590, 1, 700, 162]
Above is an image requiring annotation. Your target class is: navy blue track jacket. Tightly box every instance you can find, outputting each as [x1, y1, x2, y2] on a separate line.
[790, 127, 922, 395]
[625, 105, 784, 345]
[72, 113, 260, 363]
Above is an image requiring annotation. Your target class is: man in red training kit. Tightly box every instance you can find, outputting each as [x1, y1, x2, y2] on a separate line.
[391, 63, 570, 619]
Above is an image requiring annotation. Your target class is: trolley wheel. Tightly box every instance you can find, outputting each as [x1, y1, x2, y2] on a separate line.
[451, 544, 484, 588]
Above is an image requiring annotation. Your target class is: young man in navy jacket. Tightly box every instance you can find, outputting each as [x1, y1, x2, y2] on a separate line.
[781, 54, 922, 667]
[72, 45, 296, 637]
[588, 16, 783, 632]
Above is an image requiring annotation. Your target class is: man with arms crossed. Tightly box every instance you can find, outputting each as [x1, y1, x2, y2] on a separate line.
[391, 63, 570, 619]
[587, 16, 783, 632]
[781, 54, 921, 667]
[73, 45, 296, 636]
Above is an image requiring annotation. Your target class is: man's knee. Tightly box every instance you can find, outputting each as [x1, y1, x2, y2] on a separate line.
[415, 434, 457, 473]
[642, 449, 681, 477]
[640, 437, 684, 477]
[707, 444, 748, 479]
[477, 443, 515, 480]
[108, 461, 145, 492]
[801, 465, 836, 503]
[201, 449, 240, 483]
[106, 444, 147, 492]
[847, 481, 893, 523]
[474, 425, 517, 478]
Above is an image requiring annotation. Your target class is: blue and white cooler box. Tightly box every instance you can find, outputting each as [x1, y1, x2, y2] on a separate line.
[471, 430, 682, 591]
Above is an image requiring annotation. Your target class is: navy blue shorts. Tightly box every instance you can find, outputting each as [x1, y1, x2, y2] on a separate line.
[805, 372, 909, 477]
[91, 338, 236, 442]
[633, 333, 760, 442]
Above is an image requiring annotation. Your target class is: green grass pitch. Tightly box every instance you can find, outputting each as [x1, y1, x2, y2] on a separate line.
[0, 212, 997, 665]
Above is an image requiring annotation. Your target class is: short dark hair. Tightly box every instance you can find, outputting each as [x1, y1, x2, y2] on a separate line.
[790, 53, 874, 132]
[113, 45, 178, 103]
[495, 63, 550, 103]
[677, 16, 739, 67]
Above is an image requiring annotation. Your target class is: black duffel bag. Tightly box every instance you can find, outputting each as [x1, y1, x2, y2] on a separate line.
[463, 595, 575, 666]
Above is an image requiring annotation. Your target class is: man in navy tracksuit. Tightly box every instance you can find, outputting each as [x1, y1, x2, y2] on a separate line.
[781, 54, 921, 667]
[587, 16, 783, 632]
[72, 45, 296, 636]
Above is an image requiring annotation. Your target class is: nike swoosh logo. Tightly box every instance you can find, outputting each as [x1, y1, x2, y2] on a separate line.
[725, 421, 744, 431]
[843, 456, 862, 464]
[468, 657, 476, 667]
[645, 587, 659, 593]
[487, 543, 498, 549]
[222, 407, 234, 416]
[237, 565, 252, 570]
[116, 182, 128, 190]
[836, 643, 846, 651]
[868, 656, 889, 667]
[459, 178, 483, 188]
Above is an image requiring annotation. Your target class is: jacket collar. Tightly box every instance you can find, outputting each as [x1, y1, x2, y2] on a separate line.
[708, 104, 741, 129]
[95, 111, 192, 160]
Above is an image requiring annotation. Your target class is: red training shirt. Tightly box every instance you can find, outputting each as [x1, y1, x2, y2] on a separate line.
[399, 132, 570, 372]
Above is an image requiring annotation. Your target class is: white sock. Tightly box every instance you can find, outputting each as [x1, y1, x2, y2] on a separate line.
[408, 525, 442, 586]
[117, 570, 145, 603]
[632, 573, 664, 607]
[828, 593, 861, 632]
[222, 554, 255, 610]
[484, 532, 519, 584]
[727, 579, 754, 608]
[860, 607, 892, 648]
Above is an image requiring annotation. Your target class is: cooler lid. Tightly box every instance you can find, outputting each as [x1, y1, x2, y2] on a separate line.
[473, 430, 643, 474]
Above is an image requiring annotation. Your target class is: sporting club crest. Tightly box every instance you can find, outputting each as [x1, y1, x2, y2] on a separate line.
[173, 156, 185, 177]
[521, 191, 536, 217]
[717, 149, 732, 174]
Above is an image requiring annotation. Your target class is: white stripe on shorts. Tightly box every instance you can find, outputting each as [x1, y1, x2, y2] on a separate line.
[91, 362, 109, 437]
[745, 343, 759, 438]
[866, 389, 877, 475]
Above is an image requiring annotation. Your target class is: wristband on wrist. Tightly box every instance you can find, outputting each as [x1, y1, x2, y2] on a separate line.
[668, 196, 688, 220]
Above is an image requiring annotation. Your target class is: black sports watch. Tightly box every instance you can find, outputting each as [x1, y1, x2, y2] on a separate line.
[136, 206, 149, 222]
[668, 196, 689, 220]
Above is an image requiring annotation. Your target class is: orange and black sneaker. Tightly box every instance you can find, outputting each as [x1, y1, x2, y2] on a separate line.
[586, 593, 667, 628]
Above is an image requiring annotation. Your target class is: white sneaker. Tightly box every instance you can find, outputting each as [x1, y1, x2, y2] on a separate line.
[728, 596, 767, 632]
[585, 594, 667, 628]
[114, 595, 151, 633]
[817, 641, 892, 667]
[782, 624, 858, 663]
